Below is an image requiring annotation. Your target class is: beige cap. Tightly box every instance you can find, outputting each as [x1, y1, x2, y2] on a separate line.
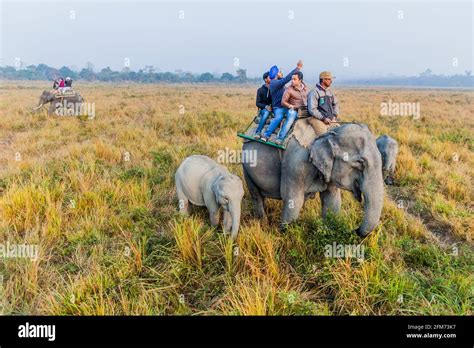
[319, 71, 335, 80]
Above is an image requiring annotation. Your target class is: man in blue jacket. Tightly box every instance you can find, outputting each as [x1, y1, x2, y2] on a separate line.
[261, 60, 303, 144]
[254, 72, 272, 138]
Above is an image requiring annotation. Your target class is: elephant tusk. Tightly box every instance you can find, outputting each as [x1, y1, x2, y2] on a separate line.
[33, 103, 44, 110]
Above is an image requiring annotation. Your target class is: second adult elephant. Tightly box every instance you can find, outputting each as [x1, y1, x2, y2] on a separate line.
[376, 135, 399, 185]
[33, 90, 84, 116]
[242, 122, 384, 238]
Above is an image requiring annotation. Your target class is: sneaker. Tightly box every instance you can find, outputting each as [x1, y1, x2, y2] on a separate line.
[275, 139, 283, 145]
[254, 134, 261, 140]
[260, 137, 268, 142]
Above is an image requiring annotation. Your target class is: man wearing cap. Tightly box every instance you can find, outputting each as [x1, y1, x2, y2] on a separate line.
[307, 71, 340, 136]
[261, 60, 303, 143]
[254, 72, 273, 138]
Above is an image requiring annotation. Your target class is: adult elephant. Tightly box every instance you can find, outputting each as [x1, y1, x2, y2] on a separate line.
[242, 122, 384, 238]
[33, 90, 84, 116]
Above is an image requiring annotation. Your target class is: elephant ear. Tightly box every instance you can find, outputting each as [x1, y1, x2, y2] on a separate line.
[309, 135, 336, 183]
[211, 173, 224, 204]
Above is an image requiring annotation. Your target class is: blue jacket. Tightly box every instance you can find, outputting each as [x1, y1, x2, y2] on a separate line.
[269, 68, 299, 108]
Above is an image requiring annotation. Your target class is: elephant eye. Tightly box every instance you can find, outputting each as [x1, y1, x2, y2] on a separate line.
[351, 157, 366, 170]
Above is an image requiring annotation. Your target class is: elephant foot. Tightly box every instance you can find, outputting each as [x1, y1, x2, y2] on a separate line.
[178, 209, 190, 217]
[354, 227, 370, 239]
[279, 222, 289, 233]
[253, 210, 267, 223]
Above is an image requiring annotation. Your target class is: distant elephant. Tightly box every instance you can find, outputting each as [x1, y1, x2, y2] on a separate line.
[33, 90, 84, 116]
[242, 122, 384, 238]
[175, 155, 245, 239]
[376, 135, 399, 185]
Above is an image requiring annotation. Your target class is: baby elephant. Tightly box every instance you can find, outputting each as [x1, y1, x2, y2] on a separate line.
[175, 155, 245, 239]
[376, 135, 399, 185]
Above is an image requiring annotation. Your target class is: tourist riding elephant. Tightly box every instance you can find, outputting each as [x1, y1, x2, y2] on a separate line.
[33, 90, 84, 116]
[376, 135, 399, 185]
[175, 155, 245, 239]
[242, 122, 384, 238]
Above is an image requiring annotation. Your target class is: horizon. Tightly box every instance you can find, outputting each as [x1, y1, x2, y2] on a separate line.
[1, 62, 472, 81]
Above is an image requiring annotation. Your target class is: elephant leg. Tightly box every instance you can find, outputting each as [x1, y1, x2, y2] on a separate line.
[281, 188, 305, 229]
[223, 210, 232, 233]
[49, 103, 56, 116]
[320, 184, 341, 218]
[176, 186, 191, 216]
[243, 168, 266, 219]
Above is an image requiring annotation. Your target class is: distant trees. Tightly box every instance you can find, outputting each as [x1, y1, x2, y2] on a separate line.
[220, 72, 235, 81]
[0, 62, 258, 84]
[420, 68, 433, 77]
[79, 68, 96, 81]
[58, 66, 78, 79]
[5, 63, 471, 87]
[198, 72, 214, 82]
[144, 65, 155, 74]
[236, 68, 247, 82]
[339, 69, 474, 88]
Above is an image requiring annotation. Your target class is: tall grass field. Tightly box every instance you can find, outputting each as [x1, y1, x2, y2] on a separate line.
[0, 81, 472, 315]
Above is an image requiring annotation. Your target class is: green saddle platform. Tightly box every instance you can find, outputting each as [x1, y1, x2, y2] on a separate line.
[237, 109, 309, 150]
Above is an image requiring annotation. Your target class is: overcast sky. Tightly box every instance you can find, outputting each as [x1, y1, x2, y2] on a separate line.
[1, 0, 472, 78]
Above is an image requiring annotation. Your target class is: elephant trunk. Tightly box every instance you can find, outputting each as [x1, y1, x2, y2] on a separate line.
[33, 91, 52, 111]
[229, 202, 242, 239]
[355, 169, 384, 238]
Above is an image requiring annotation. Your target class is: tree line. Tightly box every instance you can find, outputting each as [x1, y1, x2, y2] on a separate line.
[341, 69, 473, 88]
[0, 63, 256, 83]
[0, 64, 472, 87]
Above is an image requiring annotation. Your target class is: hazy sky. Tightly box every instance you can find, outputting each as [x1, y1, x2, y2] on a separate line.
[1, 0, 472, 78]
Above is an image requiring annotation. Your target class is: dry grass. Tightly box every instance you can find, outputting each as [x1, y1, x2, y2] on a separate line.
[0, 81, 472, 315]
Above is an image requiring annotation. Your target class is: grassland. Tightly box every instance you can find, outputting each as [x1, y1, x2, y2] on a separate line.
[0, 81, 472, 315]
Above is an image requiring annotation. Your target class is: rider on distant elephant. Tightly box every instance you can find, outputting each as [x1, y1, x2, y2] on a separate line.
[62, 77, 73, 92]
[52, 77, 65, 94]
